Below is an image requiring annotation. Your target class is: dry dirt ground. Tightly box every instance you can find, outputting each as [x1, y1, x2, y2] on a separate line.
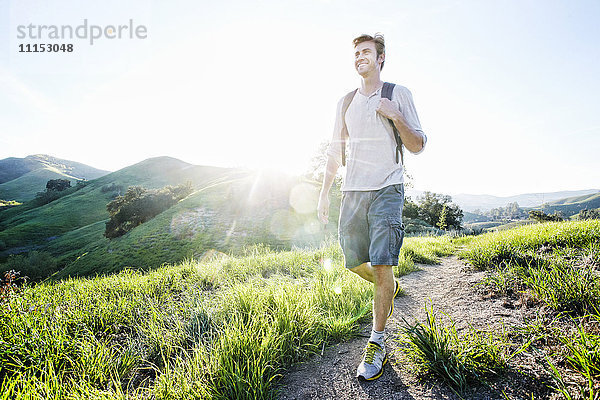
[277, 256, 554, 400]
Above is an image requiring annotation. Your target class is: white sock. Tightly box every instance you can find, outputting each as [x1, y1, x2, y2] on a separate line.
[369, 329, 385, 347]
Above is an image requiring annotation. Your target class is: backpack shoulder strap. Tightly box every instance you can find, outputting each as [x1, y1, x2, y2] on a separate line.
[381, 81, 395, 101]
[340, 89, 357, 167]
[381, 82, 404, 165]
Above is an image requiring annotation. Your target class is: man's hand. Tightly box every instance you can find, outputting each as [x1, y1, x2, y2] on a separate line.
[376, 98, 401, 121]
[317, 192, 330, 225]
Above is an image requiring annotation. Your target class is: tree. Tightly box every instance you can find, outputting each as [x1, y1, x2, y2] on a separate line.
[104, 183, 193, 239]
[529, 210, 564, 222]
[403, 196, 420, 219]
[578, 208, 600, 221]
[417, 191, 463, 230]
[488, 202, 526, 220]
[46, 179, 71, 192]
[437, 204, 448, 230]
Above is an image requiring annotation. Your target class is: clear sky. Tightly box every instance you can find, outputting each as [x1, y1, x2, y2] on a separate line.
[1, 0, 598, 196]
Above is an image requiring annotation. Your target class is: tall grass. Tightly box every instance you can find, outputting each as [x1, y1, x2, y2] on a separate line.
[460, 219, 600, 397]
[397, 235, 456, 276]
[1, 236, 452, 399]
[459, 220, 600, 270]
[398, 305, 507, 395]
[547, 313, 600, 400]
[461, 220, 600, 314]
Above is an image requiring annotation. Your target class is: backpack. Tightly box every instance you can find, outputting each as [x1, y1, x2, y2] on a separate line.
[340, 81, 403, 167]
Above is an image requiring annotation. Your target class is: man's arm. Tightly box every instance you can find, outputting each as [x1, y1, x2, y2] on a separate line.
[390, 112, 425, 154]
[317, 97, 345, 224]
[377, 99, 424, 153]
[376, 87, 426, 154]
[317, 156, 340, 224]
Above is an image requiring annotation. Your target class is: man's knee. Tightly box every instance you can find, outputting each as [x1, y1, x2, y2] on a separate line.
[349, 262, 370, 275]
[371, 265, 393, 282]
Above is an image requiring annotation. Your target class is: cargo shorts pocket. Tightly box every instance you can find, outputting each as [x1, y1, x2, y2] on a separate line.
[388, 215, 405, 257]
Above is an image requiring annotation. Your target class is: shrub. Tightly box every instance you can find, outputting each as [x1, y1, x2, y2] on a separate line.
[0, 200, 21, 208]
[579, 208, 600, 221]
[46, 179, 71, 192]
[32, 179, 87, 207]
[0, 269, 23, 303]
[104, 183, 193, 239]
[529, 210, 564, 222]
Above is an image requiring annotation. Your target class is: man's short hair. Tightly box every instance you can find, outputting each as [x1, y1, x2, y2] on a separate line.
[353, 33, 385, 70]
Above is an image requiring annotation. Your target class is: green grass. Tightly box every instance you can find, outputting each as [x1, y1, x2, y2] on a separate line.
[397, 235, 456, 275]
[459, 219, 600, 270]
[492, 219, 536, 231]
[464, 221, 505, 231]
[398, 305, 508, 395]
[458, 219, 600, 398]
[461, 220, 600, 314]
[548, 314, 600, 400]
[523, 258, 600, 314]
[0, 167, 82, 203]
[0, 236, 452, 399]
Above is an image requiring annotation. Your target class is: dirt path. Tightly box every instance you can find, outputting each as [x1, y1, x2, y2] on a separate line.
[277, 256, 540, 400]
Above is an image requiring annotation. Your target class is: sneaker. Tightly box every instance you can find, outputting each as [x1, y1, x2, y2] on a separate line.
[356, 341, 388, 381]
[388, 280, 400, 318]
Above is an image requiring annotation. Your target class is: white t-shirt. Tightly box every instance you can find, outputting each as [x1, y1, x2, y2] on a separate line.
[327, 84, 427, 192]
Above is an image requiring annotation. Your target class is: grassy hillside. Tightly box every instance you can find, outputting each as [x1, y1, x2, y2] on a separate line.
[0, 167, 83, 203]
[0, 236, 453, 399]
[459, 219, 600, 268]
[0, 157, 229, 248]
[0, 157, 341, 280]
[0, 154, 109, 200]
[0, 157, 38, 184]
[51, 174, 332, 279]
[526, 191, 600, 217]
[4, 220, 598, 398]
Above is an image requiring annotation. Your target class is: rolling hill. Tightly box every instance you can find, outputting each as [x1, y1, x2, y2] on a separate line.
[526, 191, 600, 216]
[0, 156, 337, 280]
[0, 154, 109, 201]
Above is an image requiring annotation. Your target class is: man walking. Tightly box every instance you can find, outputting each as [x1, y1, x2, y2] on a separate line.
[317, 33, 427, 381]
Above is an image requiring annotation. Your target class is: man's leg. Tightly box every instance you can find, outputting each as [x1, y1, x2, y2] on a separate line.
[349, 262, 374, 283]
[356, 264, 395, 381]
[371, 265, 395, 331]
[357, 184, 404, 381]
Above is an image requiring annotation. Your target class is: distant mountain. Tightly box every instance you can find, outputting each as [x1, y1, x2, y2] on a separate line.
[0, 154, 109, 201]
[449, 189, 600, 212]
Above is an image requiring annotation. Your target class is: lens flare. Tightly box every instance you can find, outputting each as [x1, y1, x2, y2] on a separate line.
[304, 219, 320, 235]
[289, 183, 318, 214]
[323, 258, 333, 272]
